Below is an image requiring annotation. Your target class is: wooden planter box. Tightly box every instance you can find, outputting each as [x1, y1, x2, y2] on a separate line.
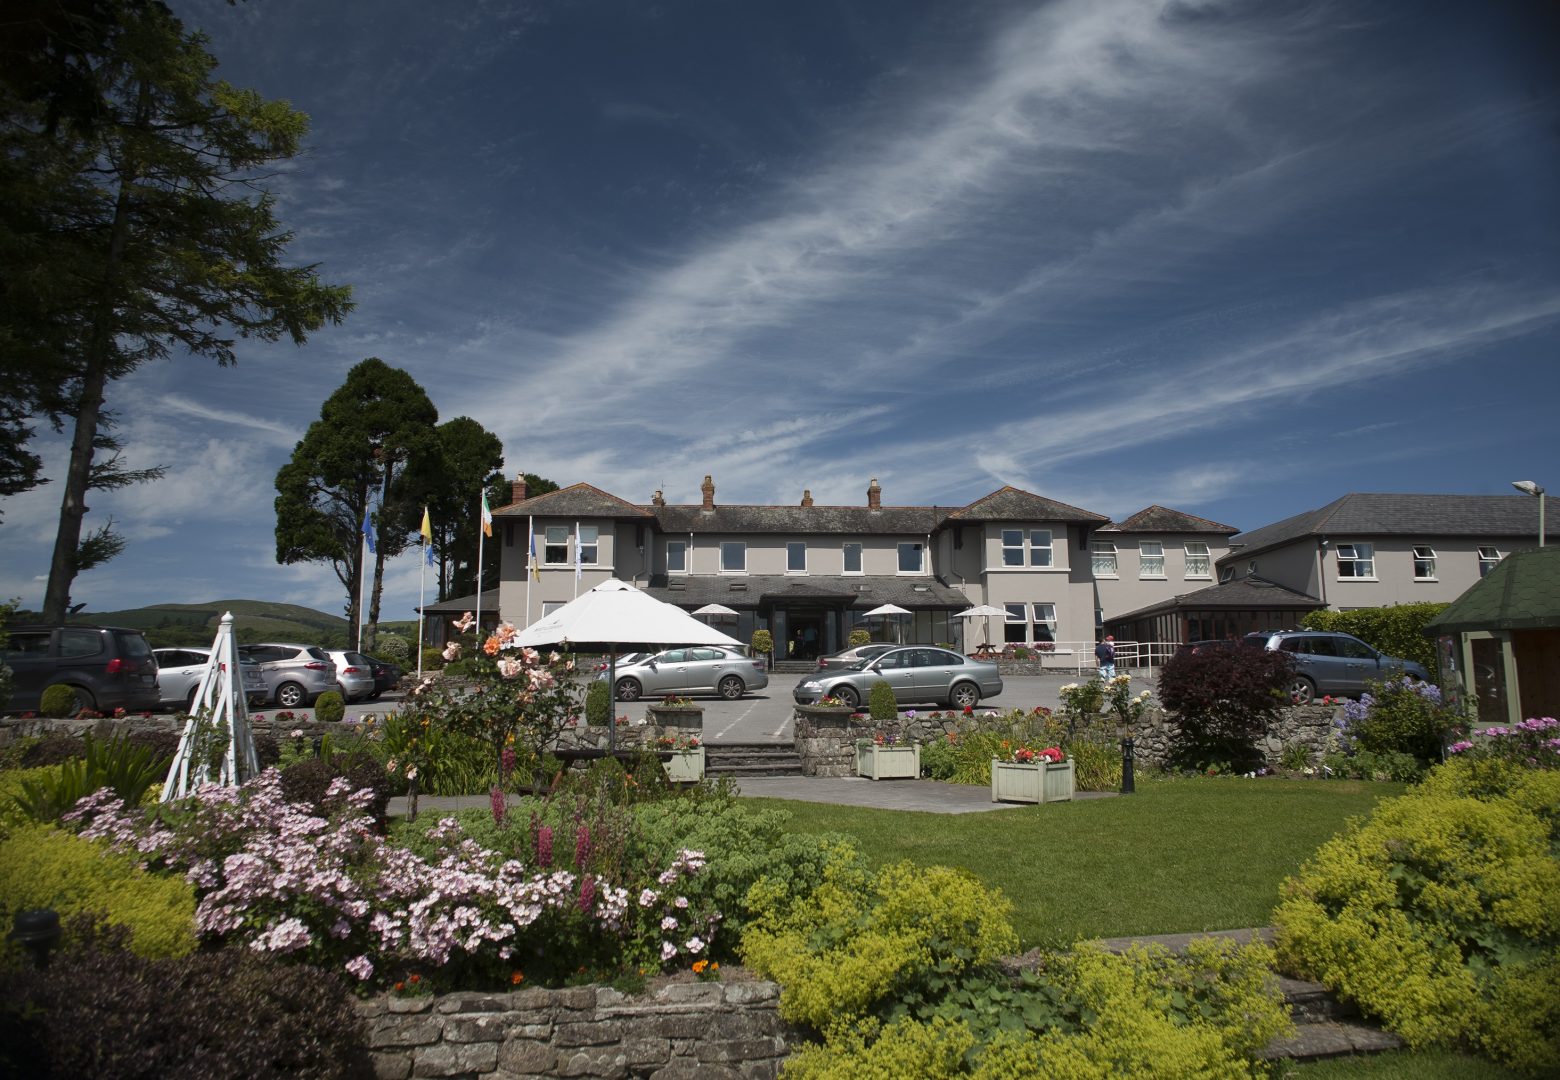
[662, 746, 705, 783]
[647, 706, 704, 731]
[991, 759, 1075, 803]
[856, 743, 920, 780]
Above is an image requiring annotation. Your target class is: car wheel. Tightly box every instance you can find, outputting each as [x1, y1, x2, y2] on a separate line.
[615, 677, 642, 702]
[185, 686, 202, 713]
[276, 682, 306, 709]
[68, 686, 97, 715]
[834, 685, 860, 709]
[718, 675, 745, 700]
[1287, 675, 1317, 706]
[949, 682, 980, 710]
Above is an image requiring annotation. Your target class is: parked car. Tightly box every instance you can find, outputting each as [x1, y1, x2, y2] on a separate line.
[598, 646, 768, 701]
[1, 624, 160, 714]
[326, 650, 378, 702]
[1242, 630, 1432, 705]
[815, 643, 896, 670]
[793, 646, 1003, 709]
[152, 647, 269, 710]
[237, 643, 338, 708]
[366, 655, 402, 696]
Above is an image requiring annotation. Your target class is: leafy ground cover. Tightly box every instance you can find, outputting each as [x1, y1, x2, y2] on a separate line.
[743, 775, 1403, 947]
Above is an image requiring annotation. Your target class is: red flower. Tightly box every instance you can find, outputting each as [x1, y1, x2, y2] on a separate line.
[963, 705, 974, 715]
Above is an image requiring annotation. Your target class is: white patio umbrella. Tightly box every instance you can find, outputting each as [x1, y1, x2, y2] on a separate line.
[691, 602, 739, 621]
[511, 580, 742, 749]
[954, 604, 1008, 650]
[861, 602, 911, 644]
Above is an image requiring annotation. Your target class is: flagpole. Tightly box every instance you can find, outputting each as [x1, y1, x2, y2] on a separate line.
[573, 519, 581, 599]
[525, 514, 534, 626]
[416, 536, 427, 681]
[475, 506, 485, 635]
[357, 519, 367, 652]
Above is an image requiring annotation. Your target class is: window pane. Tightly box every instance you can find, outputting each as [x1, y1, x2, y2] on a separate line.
[1140, 541, 1164, 578]
[1184, 541, 1210, 578]
[721, 542, 746, 571]
[898, 543, 923, 572]
[1029, 530, 1052, 567]
[787, 542, 806, 572]
[1001, 529, 1023, 566]
[1413, 545, 1436, 579]
[1032, 603, 1056, 643]
[843, 543, 862, 573]
[59, 630, 103, 658]
[666, 541, 686, 572]
[1091, 542, 1117, 576]
[578, 525, 598, 564]
[1004, 603, 1026, 621]
[545, 525, 568, 563]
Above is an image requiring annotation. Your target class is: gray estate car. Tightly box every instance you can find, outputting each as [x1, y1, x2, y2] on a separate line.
[153, 647, 269, 710]
[1243, 630, 1432, 705]
[793, 646, 1003, 709]
[237, 643, 339, 708]
[599, 647, 768, 701]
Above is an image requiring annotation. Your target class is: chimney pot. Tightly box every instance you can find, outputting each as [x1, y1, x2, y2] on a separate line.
[800, 489, 813, 507]
[867, 477, 882, 510]
[652, 489, 665, 507]
[701, 474, 715, 511]
[510, 472, 527, 505]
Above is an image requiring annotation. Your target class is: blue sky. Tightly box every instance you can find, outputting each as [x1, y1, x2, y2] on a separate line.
[3, 0, 1557, 623]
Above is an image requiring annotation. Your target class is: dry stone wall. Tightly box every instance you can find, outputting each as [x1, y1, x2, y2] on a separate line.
[1121, 704, 1341, 770]
[357, 979, 792, 1080]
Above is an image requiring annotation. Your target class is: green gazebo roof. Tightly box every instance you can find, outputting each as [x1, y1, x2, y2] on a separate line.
[1424, 547, 1560, 634]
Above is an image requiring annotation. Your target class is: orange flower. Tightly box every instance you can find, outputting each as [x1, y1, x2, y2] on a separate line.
[711, 962, 719, 971]
[408, 974, 421, 985]
[483, 636, 501, 656]
[692, 960, 709, 974]
[511, 971, 525, 985]
[394, 982, 405, 992]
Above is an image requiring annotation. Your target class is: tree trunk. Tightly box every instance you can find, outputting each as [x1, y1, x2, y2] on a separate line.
[365, 464, 394, 652]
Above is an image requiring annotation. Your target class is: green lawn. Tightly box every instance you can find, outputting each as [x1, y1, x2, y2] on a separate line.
[743, 775, 1403, 947]
[1275, 1049, 1524, 1079]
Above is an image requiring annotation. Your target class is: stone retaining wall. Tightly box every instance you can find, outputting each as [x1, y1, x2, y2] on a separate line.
[793, 707, 962, 777]
[1122, 703, 1340, 771]
[357, 978, 792, 1080]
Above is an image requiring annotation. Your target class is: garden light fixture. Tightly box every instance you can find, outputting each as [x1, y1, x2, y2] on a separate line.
[1511, 480, 1546, 547]
[10, 908, 62, 968]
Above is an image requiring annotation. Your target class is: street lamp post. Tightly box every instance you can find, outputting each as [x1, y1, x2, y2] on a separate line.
[1512, 481, 1546, 548]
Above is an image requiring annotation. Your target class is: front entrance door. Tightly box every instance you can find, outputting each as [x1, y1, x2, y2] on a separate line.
[789, 614, 823, 660]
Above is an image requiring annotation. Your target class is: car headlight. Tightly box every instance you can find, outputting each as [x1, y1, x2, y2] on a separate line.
[800, 680, 823, 691]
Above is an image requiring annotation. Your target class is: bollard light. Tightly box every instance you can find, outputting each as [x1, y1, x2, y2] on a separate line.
[10, 908, 62, 968]
[1120, 737, 1136, 795]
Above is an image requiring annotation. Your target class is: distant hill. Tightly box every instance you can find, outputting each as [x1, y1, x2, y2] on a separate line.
[68, 600, 420, 650]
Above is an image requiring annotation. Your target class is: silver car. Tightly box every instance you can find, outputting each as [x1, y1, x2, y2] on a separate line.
[153, 647, 269, 710]
[237, 643, 338, 709]
[599, 646, 769, 701]
[793, 646, 1003, 710]
[816, 643, 897, 671]
[327, 650, 378, 702]
[1243, 631, 1432, 704]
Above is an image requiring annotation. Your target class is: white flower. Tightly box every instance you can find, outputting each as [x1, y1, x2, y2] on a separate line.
[686, 936, 705, 954]
[661, 941, 678, 961]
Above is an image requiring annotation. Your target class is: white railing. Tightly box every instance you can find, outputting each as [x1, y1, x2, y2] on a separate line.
[969, 640, 1180, 677]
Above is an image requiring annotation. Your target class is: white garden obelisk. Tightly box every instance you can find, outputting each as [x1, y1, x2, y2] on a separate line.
[163, 612, 261, 799]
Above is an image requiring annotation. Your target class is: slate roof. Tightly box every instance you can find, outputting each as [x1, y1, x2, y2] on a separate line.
[1100, 505, 1240, 534]
[651, 503, 945, 535]
[1425, 547, 1560, 633]
[944, 486, 1109, 525]
[1108, 576, 1323, 623]
[642, 574, 971, 610]
[1226, 493, 1560, 560]
[492, 483, 655, 520]
[417, 589, 499, 615]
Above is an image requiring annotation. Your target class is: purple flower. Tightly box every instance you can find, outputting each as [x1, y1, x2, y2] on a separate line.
[489, 785, 507, 827]
[574, 825, 591, 868]
[536, 825, 553, 867]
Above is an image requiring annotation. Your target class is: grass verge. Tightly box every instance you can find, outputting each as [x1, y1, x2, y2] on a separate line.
[742, 775, 1402, 947]
[1275, 1048, 1525, 1079]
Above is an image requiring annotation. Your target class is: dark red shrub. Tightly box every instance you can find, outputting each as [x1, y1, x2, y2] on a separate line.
[279, 750, 392, 831]
[1157, 646, 1294, 770]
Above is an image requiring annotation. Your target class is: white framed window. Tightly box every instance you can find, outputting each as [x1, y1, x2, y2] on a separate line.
[842, 542, 863, 574]
[1220, 565, 1235, 583]
[720, 542, 746, 573]
[577, 525, 598, 565]
[1029, 529, 1053, 567]
[1003, 602, 1027, 644]
[1478, 546, 1504, 577]
[666, 540, 687, 574]
[786, 541, 807, 573]
[1092, 541, 1118, 577]
[544, 525, 569, 564]
[1001, 529, 1025, 566]
[1031, 602, 1057, 643]
[1337, 542, 1375, 579]
[1139, 540, 1165, 578]
[1184, 540, 1210, 579]
[1412, 545, 1437, 580]
[897, 542, 924, 573]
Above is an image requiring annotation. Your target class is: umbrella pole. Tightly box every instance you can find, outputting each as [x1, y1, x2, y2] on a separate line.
[607, 646, 617, 753]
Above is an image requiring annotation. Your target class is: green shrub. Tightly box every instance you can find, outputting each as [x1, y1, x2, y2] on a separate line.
[312, 690, 345, 724]
[1275, 758, 1560, 1072]
[1157, 646, 1293, 771]
[375, 632, 410, 662]
[1302, 603, 1446, 673]
[868, 680, 898, 723]
[1341, 677, 1463, 766]
[741, 858, 1018, 1032]
[420, 645, 444, 672]
[0, 825, 196, 959]
[848, 629, 871, 648]
[585, 679, 612, 726]
[752, 629, 774, 656]
[1321, 747, 1425, 783]
[39, 684, 77, 718]
[8, 733, 163, 824]
[0, 920, 373, 1080]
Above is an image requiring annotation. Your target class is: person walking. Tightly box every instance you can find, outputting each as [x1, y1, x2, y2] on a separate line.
[1095, 635, 1117, 679]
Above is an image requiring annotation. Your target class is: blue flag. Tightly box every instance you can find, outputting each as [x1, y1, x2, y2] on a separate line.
[425, 542, 436, 567]
[361, 512, 376, 554]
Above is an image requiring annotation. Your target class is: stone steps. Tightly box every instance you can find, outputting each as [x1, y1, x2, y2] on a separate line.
[768, 660, 817, 674]
[705, 742, 806, 777]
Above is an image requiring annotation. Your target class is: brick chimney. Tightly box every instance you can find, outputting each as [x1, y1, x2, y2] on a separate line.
[701, 474, 715, 510]
[867, 477, 881, 510]
[510, 472, 527, 505]
[800, 489, 813, 507]
[652, 489, 665, 507]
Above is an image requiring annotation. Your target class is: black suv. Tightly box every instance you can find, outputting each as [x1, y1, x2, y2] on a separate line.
[1, 625, 160, 714]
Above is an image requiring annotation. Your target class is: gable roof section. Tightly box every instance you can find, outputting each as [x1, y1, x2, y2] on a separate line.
[1226, 493, 1559, 560]
[1108, 576, 1323, 624]
[493, 482, 655, 520]
[945, 486, 1109, 525]
[652, 503, 945, 535]
[1100, 505, 1239, 534]
[1425, 547, 1560, 633]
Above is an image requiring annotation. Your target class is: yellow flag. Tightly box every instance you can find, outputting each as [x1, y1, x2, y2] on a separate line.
[420, 507, 433, 542]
